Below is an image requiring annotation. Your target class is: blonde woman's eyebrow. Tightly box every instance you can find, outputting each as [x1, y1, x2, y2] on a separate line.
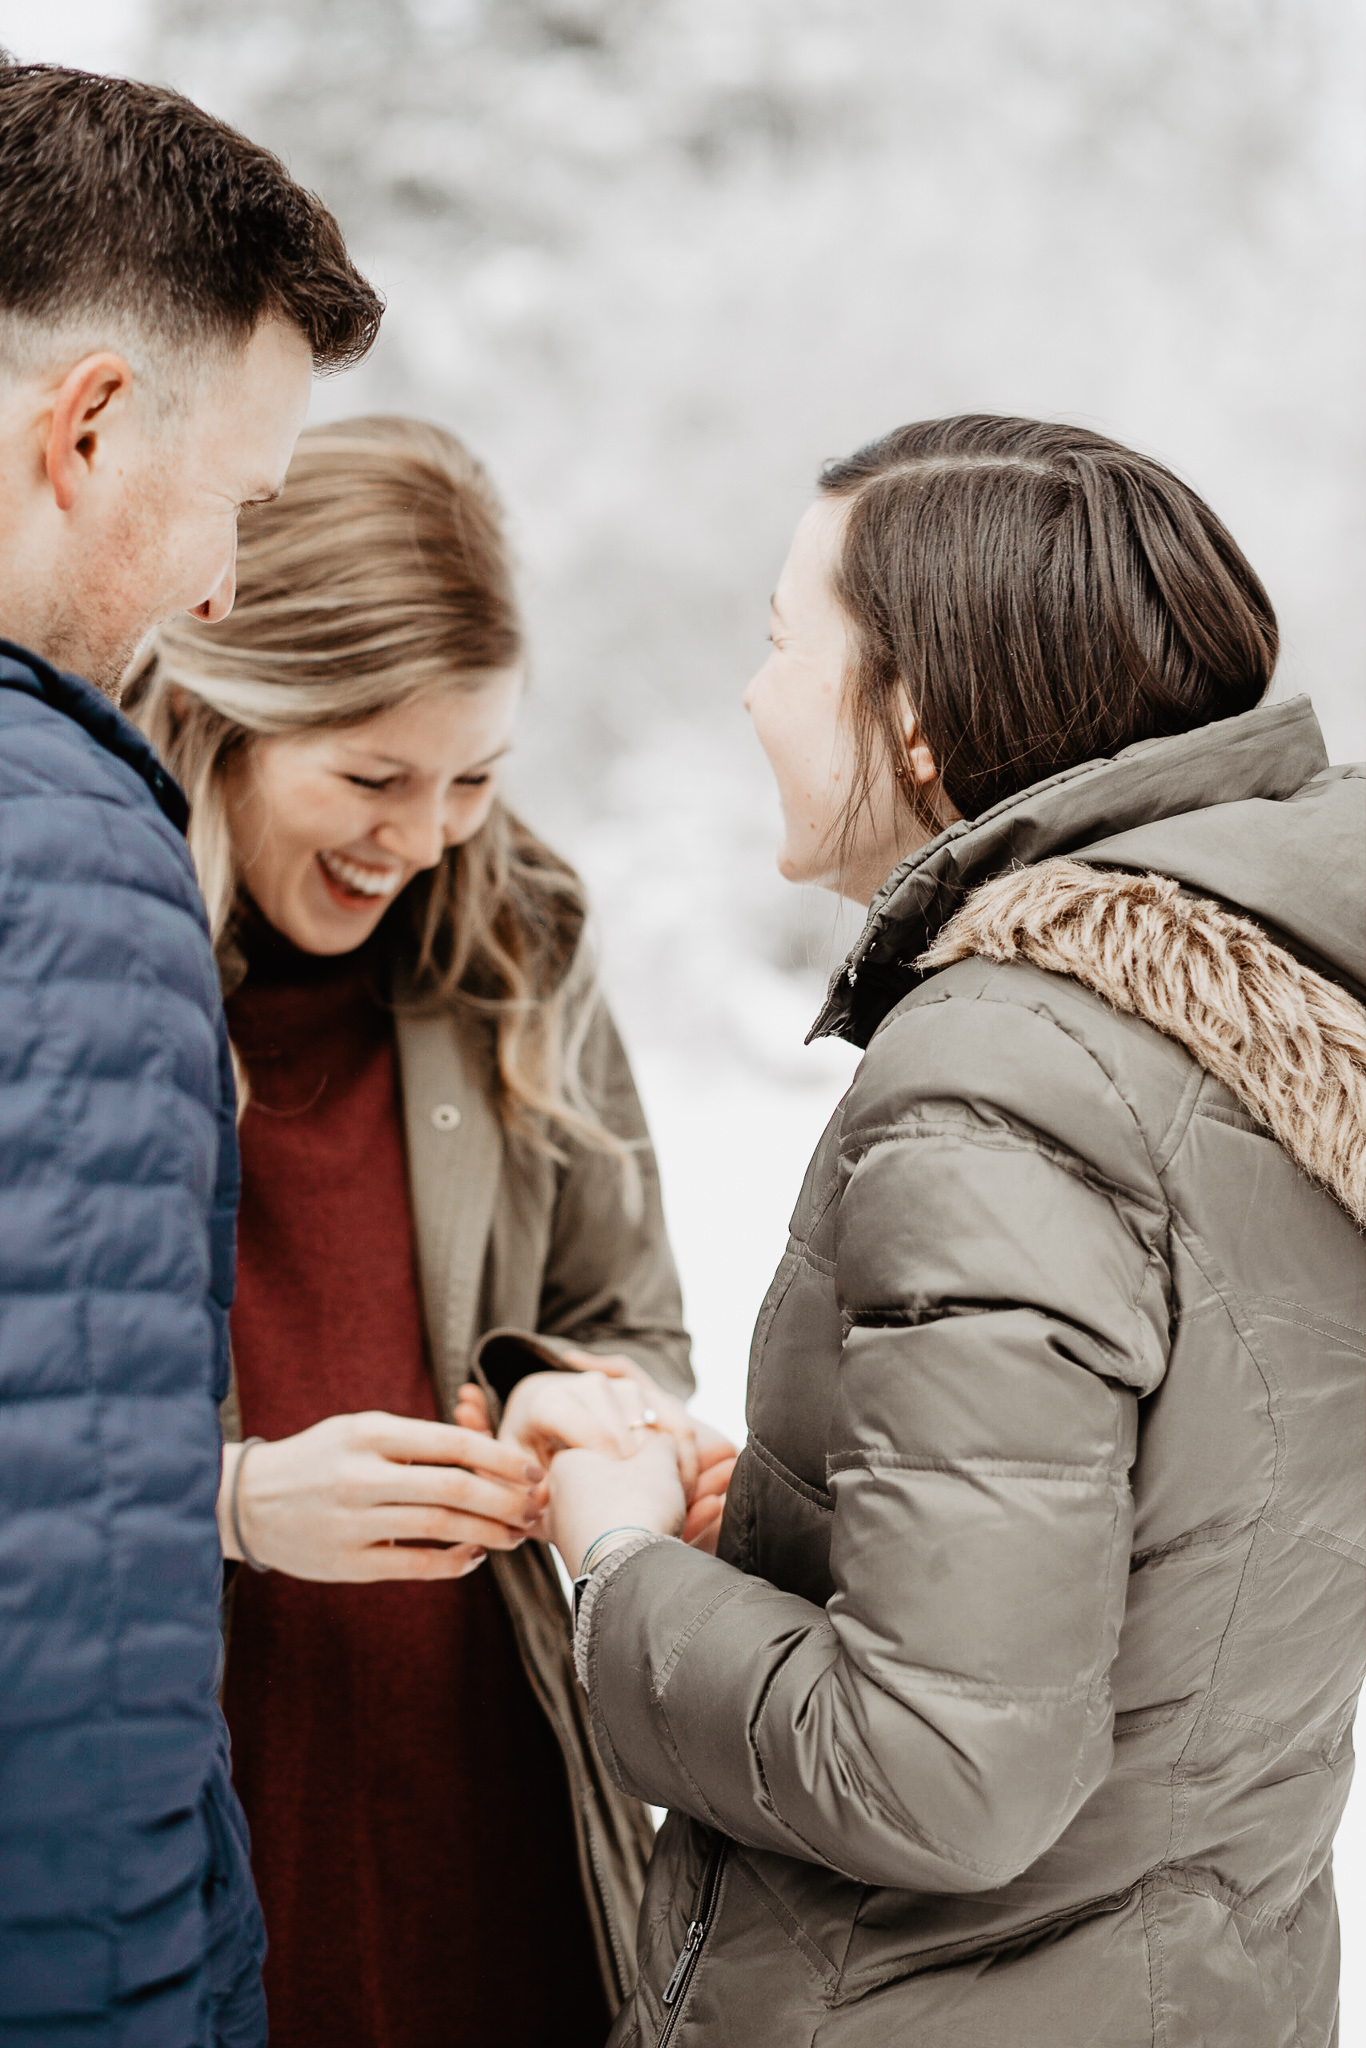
[459, 744, 512, 773]
[339, 743, 512, 774]
[336, 746, 409, 769]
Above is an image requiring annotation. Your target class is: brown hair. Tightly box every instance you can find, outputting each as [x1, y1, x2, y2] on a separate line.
[0, 61, 380, 372]
[131, 416, 631, 1180]
[819, 415, 1278, 837]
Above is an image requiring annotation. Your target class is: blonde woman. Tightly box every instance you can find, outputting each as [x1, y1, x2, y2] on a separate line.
[130, 417, 731, 2048]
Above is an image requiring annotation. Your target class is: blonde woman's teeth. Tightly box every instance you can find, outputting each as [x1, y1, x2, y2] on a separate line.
[318, 850, 402, 898]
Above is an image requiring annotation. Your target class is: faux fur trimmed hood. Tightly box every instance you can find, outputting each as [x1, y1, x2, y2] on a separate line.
[812, 695, 1365, 1047]
[922, 858, 1366, 1229]
[814, 692, 1365, 1224]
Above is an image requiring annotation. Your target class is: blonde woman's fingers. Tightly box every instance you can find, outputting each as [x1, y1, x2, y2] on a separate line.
[444, 1425, 547, 1486]
[453, 1383, 493, 1434]
[370, 1462, 545, 1530]
[353, 1539, 492, 1582]
[368, 1502, 533, 1551]
[363, 1411, 544, 1484]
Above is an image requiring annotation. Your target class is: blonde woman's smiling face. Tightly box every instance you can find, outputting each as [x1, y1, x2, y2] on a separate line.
[225, 673, 522, 954]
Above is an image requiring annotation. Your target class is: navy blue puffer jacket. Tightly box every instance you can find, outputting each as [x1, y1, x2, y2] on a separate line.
[0, 645, 265, 2045]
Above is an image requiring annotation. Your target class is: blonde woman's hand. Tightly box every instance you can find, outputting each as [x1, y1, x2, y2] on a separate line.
[218, 1412, 548, 1583]
[453, 1381, 493, 1435]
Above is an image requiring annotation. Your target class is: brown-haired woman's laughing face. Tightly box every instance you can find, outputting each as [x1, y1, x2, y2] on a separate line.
[744, 497, 946, 905]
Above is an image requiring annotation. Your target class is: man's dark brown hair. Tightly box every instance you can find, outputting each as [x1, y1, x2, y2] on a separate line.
[0, 60, 381, 371]
[819, 415, 1277, 835]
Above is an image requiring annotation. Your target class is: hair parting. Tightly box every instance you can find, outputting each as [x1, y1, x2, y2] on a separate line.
[817, 415, 1277, 868]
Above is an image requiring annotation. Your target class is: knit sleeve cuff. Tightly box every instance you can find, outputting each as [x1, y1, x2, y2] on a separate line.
[572, 1531, 671, 1691]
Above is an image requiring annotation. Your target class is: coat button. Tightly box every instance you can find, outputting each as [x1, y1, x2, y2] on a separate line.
[430, 1103, 462, 1132]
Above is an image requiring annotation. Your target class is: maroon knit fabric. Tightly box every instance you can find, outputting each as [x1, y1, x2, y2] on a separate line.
[222, 925, 609, 2048]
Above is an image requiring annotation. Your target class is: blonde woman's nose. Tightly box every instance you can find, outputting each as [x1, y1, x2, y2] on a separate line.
[376, 795, 447, 871]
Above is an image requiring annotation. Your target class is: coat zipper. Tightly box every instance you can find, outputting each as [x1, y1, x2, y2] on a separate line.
[656, 1836, 727, 2046]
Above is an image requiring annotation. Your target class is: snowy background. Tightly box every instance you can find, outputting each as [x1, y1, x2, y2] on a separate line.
[6, 0, 1364, 2033]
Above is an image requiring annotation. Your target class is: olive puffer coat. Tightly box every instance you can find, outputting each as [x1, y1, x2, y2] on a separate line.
[579, 696, 1364, 2048]
[0, 646, 265, 2043]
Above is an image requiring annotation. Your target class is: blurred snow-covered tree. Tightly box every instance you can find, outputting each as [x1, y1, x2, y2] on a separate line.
[145, 0, 1363, 1057]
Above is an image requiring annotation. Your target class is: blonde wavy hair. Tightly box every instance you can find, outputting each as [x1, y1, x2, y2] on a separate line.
[130, 414, 631, 1178]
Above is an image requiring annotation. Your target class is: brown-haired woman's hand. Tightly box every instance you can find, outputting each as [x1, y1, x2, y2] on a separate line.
[563, 1352, 739, 1549]
[217, 1412, 549, 1582]
[492, 1355, 738, 1546]
[546, 1432, 688, 1578]
[683, 1437, 737, 1553]
[495, 1367, 675, 1480]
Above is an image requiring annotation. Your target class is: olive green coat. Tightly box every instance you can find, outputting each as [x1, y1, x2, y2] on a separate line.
[583, 698, 1364, 2048]
[224, 985, 693, 2010]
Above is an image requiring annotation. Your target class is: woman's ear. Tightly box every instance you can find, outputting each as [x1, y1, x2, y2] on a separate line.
[901, 706, 961, 823]
[899, 704, 940, 789]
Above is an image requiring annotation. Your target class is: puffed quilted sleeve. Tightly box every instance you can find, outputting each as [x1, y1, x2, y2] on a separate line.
[0, 694, 264, 2043]
[579, 976, 1172, 1892]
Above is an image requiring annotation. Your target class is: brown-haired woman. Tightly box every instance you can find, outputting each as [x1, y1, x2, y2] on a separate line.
[131, 415, 731, 2048]
[545, 417, 1364, 2047]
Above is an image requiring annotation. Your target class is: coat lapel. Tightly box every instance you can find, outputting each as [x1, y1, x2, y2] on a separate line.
[396, 1007, 504, 1416]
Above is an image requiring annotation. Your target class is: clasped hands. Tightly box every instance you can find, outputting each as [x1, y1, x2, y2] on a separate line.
[221, 1351, 736, 1584]
[462, 1353, 737, 1576]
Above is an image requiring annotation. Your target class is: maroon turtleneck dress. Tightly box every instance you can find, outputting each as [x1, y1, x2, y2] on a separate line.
[221, 922, 609, 2048]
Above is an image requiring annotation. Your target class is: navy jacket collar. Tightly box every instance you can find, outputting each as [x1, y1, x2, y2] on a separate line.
[0, 638, 188, 833]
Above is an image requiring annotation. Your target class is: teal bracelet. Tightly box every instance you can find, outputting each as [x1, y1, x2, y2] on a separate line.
[579, 1525, 654, 1577]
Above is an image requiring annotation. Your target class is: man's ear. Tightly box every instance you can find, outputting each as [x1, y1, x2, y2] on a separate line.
[45, 352, 136, 513]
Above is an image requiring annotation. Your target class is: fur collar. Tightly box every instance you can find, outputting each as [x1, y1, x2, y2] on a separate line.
[920, 859, 1366, 1229]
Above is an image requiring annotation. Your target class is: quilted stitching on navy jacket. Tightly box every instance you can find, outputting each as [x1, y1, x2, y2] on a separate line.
[0, 645, 265, 2044]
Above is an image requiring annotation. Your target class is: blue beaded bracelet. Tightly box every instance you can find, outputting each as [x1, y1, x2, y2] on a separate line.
[578, 1525, 655, 1577]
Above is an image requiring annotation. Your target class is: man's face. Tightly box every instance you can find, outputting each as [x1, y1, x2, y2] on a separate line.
[7, 317, 314, 696]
